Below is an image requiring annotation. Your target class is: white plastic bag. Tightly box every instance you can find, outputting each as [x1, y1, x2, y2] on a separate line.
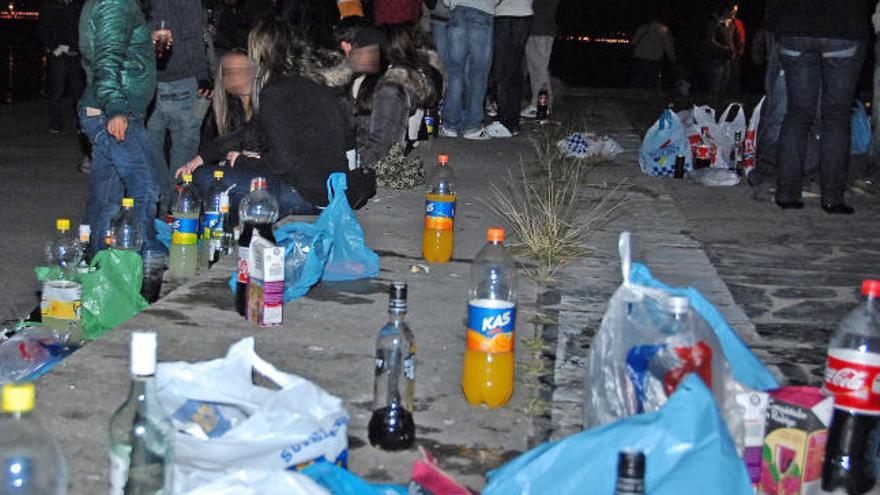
[743, 97, 764, 176]
[156, 338, 349, 494]
[685, 105, 729, 169]
[558, 132, 625, 160]
[182, 470, 331, 495]
[584, 233, 741, 446]
[716, 103, 747, 168]
[638, 110, 692, 176]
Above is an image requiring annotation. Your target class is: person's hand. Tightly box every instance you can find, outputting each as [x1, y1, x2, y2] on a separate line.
[107, 115, 128, 141]
[227, 151, 241, 167]
[197, 88, 214, 98]
[175, 155, 204, 178]
[197, 79, 214, 99]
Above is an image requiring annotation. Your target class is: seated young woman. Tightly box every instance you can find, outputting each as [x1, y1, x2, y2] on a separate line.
[177, 16, 357, 218]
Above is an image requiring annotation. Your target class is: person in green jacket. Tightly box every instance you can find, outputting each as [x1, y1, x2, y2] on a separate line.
[78, 0, 160, 255]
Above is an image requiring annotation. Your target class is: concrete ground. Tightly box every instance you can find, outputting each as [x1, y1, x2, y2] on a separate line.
[3, 92, 880, 492]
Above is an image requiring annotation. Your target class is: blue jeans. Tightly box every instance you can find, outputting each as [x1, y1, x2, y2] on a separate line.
[869, 38, 880, 179]
[147, 77, 206, 213]
[79, 109, 159, 254]
[777, 36, 864, 203]
[193, 165, 318, 225]
[431, 20, 450, 71]
[443, 6, 493, 133]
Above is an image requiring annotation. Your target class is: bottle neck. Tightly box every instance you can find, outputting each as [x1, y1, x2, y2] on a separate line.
[388, 307, 407, 322]
[128, 373, 155, 399]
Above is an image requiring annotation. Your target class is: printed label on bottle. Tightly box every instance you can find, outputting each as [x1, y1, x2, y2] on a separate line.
[203, 212, 220, 237]
[424, 116, 435, 134]
[219, 192, 230, 213]
[237, 247, 249, 284]
[41, 281, 82, 321]
[466, 300, 515, 353]
[110, 447, 131, 495]
[171, 216, 198, 245]
[424, 198, 455, 230]
[404, 354, 415, 380]
[824, 348, 880, 415]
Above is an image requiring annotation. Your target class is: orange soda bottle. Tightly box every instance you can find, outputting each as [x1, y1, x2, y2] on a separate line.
[422, 155, 456, 263]
[462, 227, 518, 408]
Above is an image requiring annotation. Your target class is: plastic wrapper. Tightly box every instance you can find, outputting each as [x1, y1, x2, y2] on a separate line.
[181, 469, 331, 495]
[559, 132, 624, 161]
[584, 233, 779, 453]
[0, 326, 78, 383]
[275, 223, 332, 302]
[690, 167, 742, 186]
[156, 338, 349, 494]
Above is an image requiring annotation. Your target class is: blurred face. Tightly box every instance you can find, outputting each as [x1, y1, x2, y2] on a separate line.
[348, 44, 380, 74]
[221, 53, 255, 96]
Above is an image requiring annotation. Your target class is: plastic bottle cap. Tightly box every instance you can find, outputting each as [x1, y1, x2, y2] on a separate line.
[2, 383, 35, 413]
[214, 170, 224, 179]
[438, 154, 449, 165]
[389, 281, 407, 311]
[617, 449, 645, 478]
[667, 296, 689, 315]
[56, 218, 70, 232]
[122, 198, 134, 208]
[486, 227, 505, 243]
[130, 332, 158, 376]
[183, 174, 193, 183]
[863, 280, 880, 298]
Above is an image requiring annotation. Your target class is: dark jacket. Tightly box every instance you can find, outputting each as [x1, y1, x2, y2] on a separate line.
[38, 0, 83, 52]
[149, 0, 211, 83]
[214, 0, 273, 54]
[355, 65, 434, 168]
[234, 65, 355, 207]
[530, 0, 559, 36]
[768, 0, 868, 42]
[79, 0, 157, 118]
[199, 97, 260, 165]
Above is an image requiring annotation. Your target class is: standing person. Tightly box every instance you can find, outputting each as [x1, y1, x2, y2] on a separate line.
[520, 0, 558, 119]
[78, 0, 159, 255]
[629, 16, 675, 90]
[425, 0, 451, 68]
[440, 0, 496, 140]
[373, 0, 421, 26]
[727, 3, 746, 95]
[147, 0, 213, 215]
[485, 0, 532, 138]
[702, 8, 735, 95]
[38, 0, 85, 134]
[859, 0, 880, 196]
[769, 0, 867, 214]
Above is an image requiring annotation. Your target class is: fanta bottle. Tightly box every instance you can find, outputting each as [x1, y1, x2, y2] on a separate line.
[422, 155, 456, 263]
[462, 227, 517, 408]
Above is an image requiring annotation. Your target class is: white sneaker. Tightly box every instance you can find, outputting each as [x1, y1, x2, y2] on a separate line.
[520, 105, 537, 119]
[485, 101, 498, 117]
[438, 126, 459, 138]
[462, 127, 491, 140]
[485, 121, 514, 138]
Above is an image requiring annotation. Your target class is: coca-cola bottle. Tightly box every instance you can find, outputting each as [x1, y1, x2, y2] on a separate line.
[694, 126, 714, 170]
[822, 279, 880, 494]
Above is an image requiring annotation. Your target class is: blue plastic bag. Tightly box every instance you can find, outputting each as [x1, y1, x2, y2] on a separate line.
[851, 101, 871, 155]
[639, 109, 693, 177]
[302, 462, 406, 495]
[274, 222, 332, 301]
[314, 173, 380, 282]
[484, 375, 752, 495]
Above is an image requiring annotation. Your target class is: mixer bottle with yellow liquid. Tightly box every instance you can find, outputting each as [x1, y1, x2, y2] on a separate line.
[422, 154, 456, 263]
[462, 227, 517, 408]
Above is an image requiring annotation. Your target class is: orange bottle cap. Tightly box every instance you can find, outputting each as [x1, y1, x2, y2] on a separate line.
[863, 280, 880, 297]
[438, 154, 449, 165]
[486, 227, 505, 243]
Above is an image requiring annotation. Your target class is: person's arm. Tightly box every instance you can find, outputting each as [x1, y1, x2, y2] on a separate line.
[358, 83, 409, 168]
[92, 0, 132, 119]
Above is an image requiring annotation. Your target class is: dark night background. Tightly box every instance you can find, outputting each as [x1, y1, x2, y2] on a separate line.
[0, 0, 875, 99]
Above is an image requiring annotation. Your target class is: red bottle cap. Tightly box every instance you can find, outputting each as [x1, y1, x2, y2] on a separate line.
[438, 154, 449, 165]
[863, 280, 880, 297]
[486, 227, 505, 243]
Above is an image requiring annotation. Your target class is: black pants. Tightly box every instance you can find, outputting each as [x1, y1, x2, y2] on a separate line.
[492, 15, 531, 133]
[48, 54, 85, 131]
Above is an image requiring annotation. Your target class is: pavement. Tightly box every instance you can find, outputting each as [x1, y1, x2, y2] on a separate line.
[3, 91, 880, 493]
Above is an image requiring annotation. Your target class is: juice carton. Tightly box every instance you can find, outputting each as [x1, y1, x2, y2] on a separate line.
[760, 387, 833, 495]
[247, 236, 284, 327]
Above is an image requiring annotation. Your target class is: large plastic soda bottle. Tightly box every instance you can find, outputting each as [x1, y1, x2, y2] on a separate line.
[822, 279, 880, 494]
[236, 177, 278, 316]
[462, 227, 517, 408]
[200, 170, 228, 268]
[43, 219, 84, 339]
[168, 174, 201, 278]
[45, 218, 82, 277]
[110, 198, 144, 251]
[0, 383, 68, 495]
[422, 154, 456, 263]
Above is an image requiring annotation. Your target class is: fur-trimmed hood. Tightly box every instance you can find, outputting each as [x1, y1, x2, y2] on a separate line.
[299, 51, 356, 89]
[379, 65, 435, 108]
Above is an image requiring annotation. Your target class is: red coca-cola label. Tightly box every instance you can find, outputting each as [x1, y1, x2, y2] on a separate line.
[824, 349, 880, 415]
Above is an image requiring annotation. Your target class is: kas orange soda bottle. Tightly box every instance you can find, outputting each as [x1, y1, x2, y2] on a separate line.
[462, 227, 517, 408]
[422, 155, 456, 263]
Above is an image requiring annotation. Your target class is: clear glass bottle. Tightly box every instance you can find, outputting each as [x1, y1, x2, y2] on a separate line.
[0, 382, 68, 495]
[368, 282, 416, 450]
[109, 332, 172, 495]
[615, 449, 645, 495]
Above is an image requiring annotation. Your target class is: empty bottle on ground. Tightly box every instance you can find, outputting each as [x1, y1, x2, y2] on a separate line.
[822, 279, 880, 494]
[462, 227, 517, 408]
[169, 174, 201, 278]
[0, 382, 68, 495]
[369, 282, 416, 450]
[422, 154, 456, 263]
[42, 218, 83, 339]
[236, 177, 278, 316]
[109, 332, 172, 495]
[110, 198, 144, 251]
[536, 84, 550, 120]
